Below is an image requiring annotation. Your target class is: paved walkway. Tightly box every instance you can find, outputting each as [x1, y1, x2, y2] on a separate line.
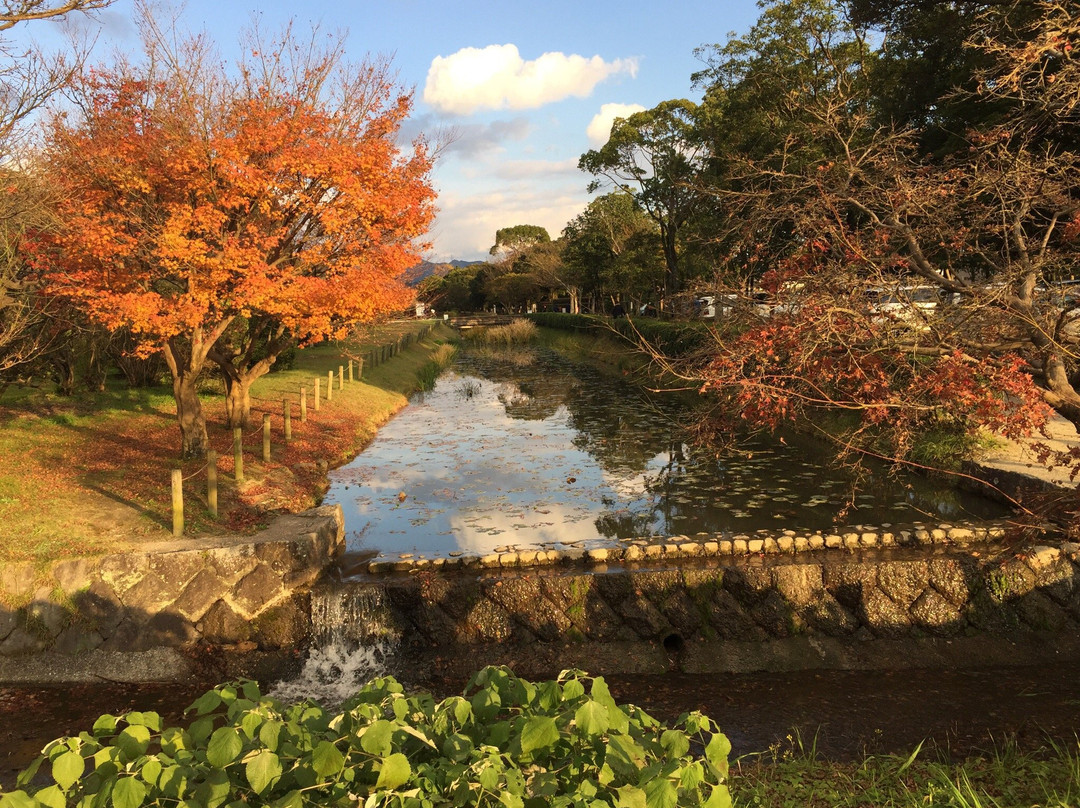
[975, 414, 1080, 491]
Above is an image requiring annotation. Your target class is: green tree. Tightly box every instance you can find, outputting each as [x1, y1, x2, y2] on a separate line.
[579, 99, 707, 300]
[489, 224, 551, 261]
[683, 0, 1080, 482]
[562, 192, 664, 310]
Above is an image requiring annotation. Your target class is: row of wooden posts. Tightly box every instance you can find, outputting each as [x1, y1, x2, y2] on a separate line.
[170, 326, 435, 537]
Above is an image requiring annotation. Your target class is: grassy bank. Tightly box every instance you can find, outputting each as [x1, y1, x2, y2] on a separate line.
[0, 321, 457, 563]
[731, 739, 1080, 807]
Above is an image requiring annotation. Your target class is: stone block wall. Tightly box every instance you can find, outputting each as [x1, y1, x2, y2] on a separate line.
[0, 506, 343, 661]
[333, 540, 1080, 677]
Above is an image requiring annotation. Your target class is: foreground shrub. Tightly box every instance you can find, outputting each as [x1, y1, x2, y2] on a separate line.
[1, 667, 732, 808]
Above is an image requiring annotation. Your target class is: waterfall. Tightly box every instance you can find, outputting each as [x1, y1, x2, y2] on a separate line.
[270, 582, 400, 706]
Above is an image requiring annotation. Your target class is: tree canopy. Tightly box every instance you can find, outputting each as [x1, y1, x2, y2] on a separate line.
[29, 17, 434, 455]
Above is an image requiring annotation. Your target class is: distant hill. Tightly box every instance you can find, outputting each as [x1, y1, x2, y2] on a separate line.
[403, 258, 484, 286]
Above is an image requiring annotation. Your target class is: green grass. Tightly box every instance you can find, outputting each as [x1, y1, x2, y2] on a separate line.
[0, 320, 457, 564]
[731, 737, 1080, 807]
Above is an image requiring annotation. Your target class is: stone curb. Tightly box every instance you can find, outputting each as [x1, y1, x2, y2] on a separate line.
[363, 519, 1044, 575]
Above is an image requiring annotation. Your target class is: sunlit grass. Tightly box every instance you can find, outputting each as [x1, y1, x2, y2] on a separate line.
[731, 736, 1080, 808]
[0, 321, 456, 563]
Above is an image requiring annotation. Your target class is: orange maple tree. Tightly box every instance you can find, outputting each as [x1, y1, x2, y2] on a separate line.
[29, 26, 435, 457]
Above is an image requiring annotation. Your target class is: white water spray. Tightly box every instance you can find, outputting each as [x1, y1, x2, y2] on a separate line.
[269, 585, 400, 706]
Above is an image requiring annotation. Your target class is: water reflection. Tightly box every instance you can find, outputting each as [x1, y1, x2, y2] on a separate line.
[325, 347, 1007, 559]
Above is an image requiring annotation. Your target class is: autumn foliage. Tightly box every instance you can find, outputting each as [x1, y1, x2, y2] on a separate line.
[28, 25, 435, 457]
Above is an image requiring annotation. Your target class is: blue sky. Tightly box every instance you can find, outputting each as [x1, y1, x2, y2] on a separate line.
[26, 0, 764, 261]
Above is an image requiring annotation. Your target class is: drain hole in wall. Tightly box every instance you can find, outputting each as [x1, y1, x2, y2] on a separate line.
[663, 633, 684, 654]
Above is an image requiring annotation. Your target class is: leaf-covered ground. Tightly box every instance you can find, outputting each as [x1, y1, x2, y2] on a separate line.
[0, 322, 454, 565]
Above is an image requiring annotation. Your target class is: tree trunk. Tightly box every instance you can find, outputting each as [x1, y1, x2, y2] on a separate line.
[173, 371, 209, 459]
[222, 372, 252, 430]
[215, 356, 277, 430]
[162, 323, 230, 460]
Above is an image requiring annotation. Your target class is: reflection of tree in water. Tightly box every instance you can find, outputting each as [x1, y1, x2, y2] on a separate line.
[497, 379, 568, 421]
[593, 441, 694, 538]
[567, 389, 697, 475]
[594, 508, 660, 539]
[460, 344, 703, 475]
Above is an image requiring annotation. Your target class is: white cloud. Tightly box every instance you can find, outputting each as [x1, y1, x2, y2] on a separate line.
[423, 44, 638, 116]
[466, 158, 579, 181]
[587, 102, 646, 146]
[431, 186, 587, 260]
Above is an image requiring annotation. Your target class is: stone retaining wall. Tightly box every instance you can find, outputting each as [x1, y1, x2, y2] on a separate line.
[0, 505, 343, 680]
[332, 537, 1080, 678]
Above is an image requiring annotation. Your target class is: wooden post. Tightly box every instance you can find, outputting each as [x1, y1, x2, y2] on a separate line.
[338, 365, 344, 390]
[262, 414, 271, 462]
[207, 450, 218, 518]
[171, 469, 184, 537]
[283, 400, 292, 442]
[301, 387, 308, 422]
[326, 370, 334, 402]
[314, 377, 321, 411]
[234, 428, 244, 483]
[347, 360, 353, 383]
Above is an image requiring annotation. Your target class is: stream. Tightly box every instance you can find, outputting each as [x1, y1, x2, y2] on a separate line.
[325, 345, 1007, 562]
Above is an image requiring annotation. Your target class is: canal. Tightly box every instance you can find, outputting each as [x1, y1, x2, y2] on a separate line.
[325, 344, 1007, 562]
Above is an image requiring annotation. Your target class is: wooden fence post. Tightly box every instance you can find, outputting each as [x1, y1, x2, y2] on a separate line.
[338, 365, 344, 390]
[284, 400, 292, 442]
[171, 469, 184, 537]
[207, 450, 218, 518]
[327, 370, 334, 401]
[314, 377, 321, 411]
[234, 428, 244, 483]
[301, 386, 308, 421]
[262, 414, 271, 461]
[347, 360, 353, 383]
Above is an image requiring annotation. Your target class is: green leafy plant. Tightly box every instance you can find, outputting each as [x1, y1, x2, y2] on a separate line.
[1, 667, 731, 808]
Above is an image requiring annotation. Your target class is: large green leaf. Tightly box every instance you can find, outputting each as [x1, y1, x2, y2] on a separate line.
[644, 779, 677, 808]
[311, 741, 345, 778]
[360, 720, 393, 756]
[246, 750, 283, 795]
[615, 785, 646, 808]
[115, 726, 151, 761]
[574, 700, 609, 736]
[112, 776, 147, 808]
[520, 716, 560, 755]
[0, 790, 39, 808]
[704, 733, 731, 778]
[206, 727, 243, 768]
[29, 785, 63, 808]
[703, 784, 732, 808]
[258, 720, 283, 752]
[605, 735, 646, 778]
[139, 759, 162, 788]
[51, 751, 84, 791]
[660, 730, 689, 758]
[375, 753, 412, 790]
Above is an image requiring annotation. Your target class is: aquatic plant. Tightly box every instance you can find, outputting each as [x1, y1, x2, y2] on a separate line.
[469, 318, 538, 346]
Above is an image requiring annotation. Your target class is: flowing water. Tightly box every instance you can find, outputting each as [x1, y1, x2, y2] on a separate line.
[325, 345, 1007, 562]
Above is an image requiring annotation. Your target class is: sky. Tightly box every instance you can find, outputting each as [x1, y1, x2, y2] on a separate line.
[22, 0, 765, 262]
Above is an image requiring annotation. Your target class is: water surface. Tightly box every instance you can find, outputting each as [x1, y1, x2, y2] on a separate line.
[326, 347, 1006, 560]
